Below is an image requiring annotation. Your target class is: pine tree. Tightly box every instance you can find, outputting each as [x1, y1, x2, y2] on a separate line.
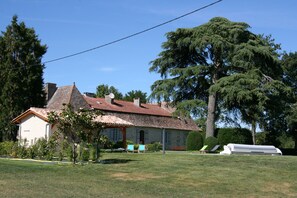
[0, 16, 47, 141]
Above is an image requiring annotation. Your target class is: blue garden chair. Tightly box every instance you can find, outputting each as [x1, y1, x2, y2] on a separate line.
[126, 144, 134, 153]
[138, 144, 146, 153]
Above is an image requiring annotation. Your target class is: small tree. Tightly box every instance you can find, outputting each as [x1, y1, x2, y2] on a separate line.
[48, 104, 103, 164]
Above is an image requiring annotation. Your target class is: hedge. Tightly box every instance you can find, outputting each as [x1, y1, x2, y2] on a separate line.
[217, 128, 253, 146]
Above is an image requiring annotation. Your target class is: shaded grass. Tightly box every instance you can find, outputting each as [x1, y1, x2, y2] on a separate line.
[1, 152, 297, 197]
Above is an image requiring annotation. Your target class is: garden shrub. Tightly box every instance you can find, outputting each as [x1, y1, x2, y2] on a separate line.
[17, 144, 27, 158]
[11, 142, 19, 158]
[204, 136, 218, 151]
[99, 135, 113, 149]
[45, 137, 57, 161]
[79, 144, 90, 162]
[66, 144, 74, 162]
[134, 144, 139, 150]
[217, 128, 253, 146]
[89, 146, 96, 161]
[35, 138, 48, 159]
[113, 140, 134, 149]
[0, 141, 15, 156]
[27, 145, 37, 159]
[147, 142, 162, 152]
[58, 140, 70, 161]
[186, 131, 204, 151]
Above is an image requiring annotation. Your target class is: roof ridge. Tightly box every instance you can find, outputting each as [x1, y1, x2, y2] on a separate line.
[67, 85, 75, 105]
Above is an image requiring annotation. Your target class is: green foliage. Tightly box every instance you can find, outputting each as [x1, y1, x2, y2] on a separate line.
[0, 141, 15, 156]
[282, 52, 297, 149]
[204, 136, 218, 151]
[186, 131, 203, 150]
[48, 104, 104, 164]
[113, 140, 133, 149]
[99, 135, 113, 149]
[282, 52, 297, 95]
[27, 146, 37, 159]
[0, 16, 47, 141]
[149, 17, 285, 138]
[66, 144, 75, 162]
[89, 146, 97, 162]
[255, 132, 269, 145]
[79, 143, 90, 162]
[217, 128, 253, 146]
[146, 142, 162, 152]
[96, 84, 123, 99]
[277, 133, 295, 148]
[35, 138, 48, 159]
[134, 144, 139, 150]
[17, 144, 27, 158]
[123, 90, 147, 103]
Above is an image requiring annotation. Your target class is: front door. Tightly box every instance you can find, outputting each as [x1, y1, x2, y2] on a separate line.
[139, 130, 145, 144]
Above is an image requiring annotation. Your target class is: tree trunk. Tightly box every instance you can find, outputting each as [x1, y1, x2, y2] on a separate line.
[95, 141, 100, 162]
[206, 92, 217, 138]
[251, 121, 256, 145]
[294, 132, 297, 150]
[72, 143, 76, 164]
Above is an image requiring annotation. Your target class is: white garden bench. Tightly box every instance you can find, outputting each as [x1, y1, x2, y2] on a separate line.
[220, 143, 282, 155]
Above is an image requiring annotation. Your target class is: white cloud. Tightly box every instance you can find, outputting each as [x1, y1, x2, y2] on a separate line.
[96, 67, 117, 72]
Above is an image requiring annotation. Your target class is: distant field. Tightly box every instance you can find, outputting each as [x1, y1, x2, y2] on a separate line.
[1, 152, 297, 197]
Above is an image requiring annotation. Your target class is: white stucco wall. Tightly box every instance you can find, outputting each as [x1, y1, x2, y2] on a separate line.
[18, 114, 52, 146]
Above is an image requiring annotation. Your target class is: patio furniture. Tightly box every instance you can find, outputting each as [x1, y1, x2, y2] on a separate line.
[126, 144, 135, 153]
[199, 145, 208, 153]
[138, 144, 146, 153]
[207, 145, 220, 153]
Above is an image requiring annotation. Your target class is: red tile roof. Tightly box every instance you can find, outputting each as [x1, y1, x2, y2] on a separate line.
[84, 96, 173, 117]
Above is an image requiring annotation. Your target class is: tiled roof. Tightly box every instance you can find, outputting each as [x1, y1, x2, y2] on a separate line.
[84, 96, 199, 131]
[84, 96, 173, 117]
[12, 108, 133, 127]
[13, 85, 199, 131]
[47, 85, 89, 111]
[12, 107, 57, 123]
[93, 115, 133, 127]
[106, 112, 199, 131]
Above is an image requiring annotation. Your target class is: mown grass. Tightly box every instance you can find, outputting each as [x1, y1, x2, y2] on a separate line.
[1, 152, 297, 197]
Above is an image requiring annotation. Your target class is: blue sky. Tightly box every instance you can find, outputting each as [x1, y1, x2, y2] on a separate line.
[1, 0, 297, 96]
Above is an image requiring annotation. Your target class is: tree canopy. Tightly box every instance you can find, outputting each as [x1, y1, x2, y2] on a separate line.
[123, 90, 147, 103]
[150, 17, 286, 138]
[96, 84, 123, 99]
[48, 105, 104, 164]
[95, 84, 147, 103]
[0, 16, 47, 141]
[282, 52, 297, 149]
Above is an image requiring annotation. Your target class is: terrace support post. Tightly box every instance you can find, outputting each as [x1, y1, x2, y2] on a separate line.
[162, 128, 166, 155]
[121, 127, 127, 149]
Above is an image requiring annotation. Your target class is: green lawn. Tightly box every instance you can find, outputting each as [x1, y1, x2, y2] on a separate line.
[1, 152, 297, 197]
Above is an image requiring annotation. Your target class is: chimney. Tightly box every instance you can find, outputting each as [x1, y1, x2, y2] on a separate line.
[134, 98, 141, 107]
[44, 83, 57, 103]
[105, 93, 115, 104]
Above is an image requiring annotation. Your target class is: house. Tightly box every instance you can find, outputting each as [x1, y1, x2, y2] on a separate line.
[12, 83, 199, 150]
